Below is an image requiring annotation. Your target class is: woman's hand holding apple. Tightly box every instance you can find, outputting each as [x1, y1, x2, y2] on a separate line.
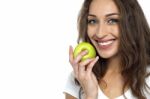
[69, 42, 99, 99]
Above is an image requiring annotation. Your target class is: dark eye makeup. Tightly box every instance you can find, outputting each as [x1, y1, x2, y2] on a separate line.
[87, 18, 98, 25]
[107, 18, 119, 24]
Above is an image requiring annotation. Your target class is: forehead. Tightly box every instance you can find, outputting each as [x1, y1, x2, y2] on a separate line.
[89, 0, 119, 16]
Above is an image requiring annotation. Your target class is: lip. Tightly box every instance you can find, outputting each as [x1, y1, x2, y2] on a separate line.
[93, 35, 116, 42]
[96, 38, 115, 42]
[92, 35, 117, 50]
[97, 39, 116, 50]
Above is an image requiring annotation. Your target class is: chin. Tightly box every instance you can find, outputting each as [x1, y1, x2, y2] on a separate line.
[97, 50, 118, 59]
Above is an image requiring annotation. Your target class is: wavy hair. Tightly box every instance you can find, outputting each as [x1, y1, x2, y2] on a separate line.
[76, 0, 150, 98]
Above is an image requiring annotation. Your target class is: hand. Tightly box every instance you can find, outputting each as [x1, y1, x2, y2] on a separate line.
[69, 46, 99, 99]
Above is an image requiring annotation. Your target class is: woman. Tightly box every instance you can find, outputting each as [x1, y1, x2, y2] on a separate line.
[64, 0, 150, 99]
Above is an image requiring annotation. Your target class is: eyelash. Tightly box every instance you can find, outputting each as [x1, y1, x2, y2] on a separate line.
[107, 19, 119, 25]
[87, 19, 98, 25]
[87, 18, 119, 25]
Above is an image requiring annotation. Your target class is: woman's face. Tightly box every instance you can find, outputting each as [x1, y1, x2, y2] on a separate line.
[87, 0, 120, 59]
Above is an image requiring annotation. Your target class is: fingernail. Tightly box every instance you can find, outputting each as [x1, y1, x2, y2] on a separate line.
[69, 45, 72, 49]
[96, 56, 99, 60]
[84, 50, 88, 53]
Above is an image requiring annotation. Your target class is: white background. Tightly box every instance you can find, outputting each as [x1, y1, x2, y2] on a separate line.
[0, 0, 149, 99]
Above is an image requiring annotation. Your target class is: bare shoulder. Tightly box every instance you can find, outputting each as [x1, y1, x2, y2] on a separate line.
[65, 93, 77, 99]
[145, 66, 150, 84]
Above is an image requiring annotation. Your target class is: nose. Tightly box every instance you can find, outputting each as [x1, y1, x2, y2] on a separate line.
[96, 23, 108, 38]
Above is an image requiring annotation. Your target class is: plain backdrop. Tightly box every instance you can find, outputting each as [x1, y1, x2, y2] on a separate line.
[0, 0, 149, 99]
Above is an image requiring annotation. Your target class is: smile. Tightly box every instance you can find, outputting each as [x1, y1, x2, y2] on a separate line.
[98, 40, 114, 46]
[97, 39, 116, 49]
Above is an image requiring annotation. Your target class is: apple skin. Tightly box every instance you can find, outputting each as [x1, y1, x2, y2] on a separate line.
[73, 42, 96, 61]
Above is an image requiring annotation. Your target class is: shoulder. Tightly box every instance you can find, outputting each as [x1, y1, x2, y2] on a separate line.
[143, 65, 150, 98]
[146, 65, 150, 80]
[63, 71, 80, 99]
[145, 65, 150, 84]
[146, 65, 150, 73]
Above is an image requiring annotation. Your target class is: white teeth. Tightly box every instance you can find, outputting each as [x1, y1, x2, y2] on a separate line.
[98, 40, 114, 46]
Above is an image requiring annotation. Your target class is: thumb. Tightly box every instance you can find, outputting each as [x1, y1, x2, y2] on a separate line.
[86, 56, 99, 73]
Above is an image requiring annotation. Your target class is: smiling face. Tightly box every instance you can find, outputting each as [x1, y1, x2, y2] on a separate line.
[87, 0, 120, 59]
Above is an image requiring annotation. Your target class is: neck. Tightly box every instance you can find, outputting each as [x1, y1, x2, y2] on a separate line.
[106, 55, 121, 74]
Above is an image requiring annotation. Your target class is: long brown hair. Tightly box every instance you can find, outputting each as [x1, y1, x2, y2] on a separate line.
[76, 0, 150, 98]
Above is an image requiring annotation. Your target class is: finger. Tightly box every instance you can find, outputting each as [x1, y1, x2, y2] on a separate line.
[86, 56, 99, 73]
[74, 50, 88, 63]
[78, 58, 94, 80]
[78, 58, 93, 72]
[69, 46, 79, 77]
[73, 64, 79, 79]
[79, 58, 93, 67]
[69, 45, 74, 64]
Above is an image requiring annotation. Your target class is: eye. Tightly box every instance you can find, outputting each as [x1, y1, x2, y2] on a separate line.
[107, 19, 119, 25]
[87, 19, 98, 25]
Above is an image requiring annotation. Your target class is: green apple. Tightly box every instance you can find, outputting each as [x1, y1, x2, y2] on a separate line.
[73, 42, 96, 61]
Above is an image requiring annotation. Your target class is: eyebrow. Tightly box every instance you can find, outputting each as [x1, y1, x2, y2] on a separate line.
[88, 13, 119, 17]
[106, 13, 119, 17]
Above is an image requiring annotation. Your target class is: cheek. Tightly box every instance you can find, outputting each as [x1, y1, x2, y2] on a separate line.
[87, 26, 96, 37]
[110, 26, 120, 36]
